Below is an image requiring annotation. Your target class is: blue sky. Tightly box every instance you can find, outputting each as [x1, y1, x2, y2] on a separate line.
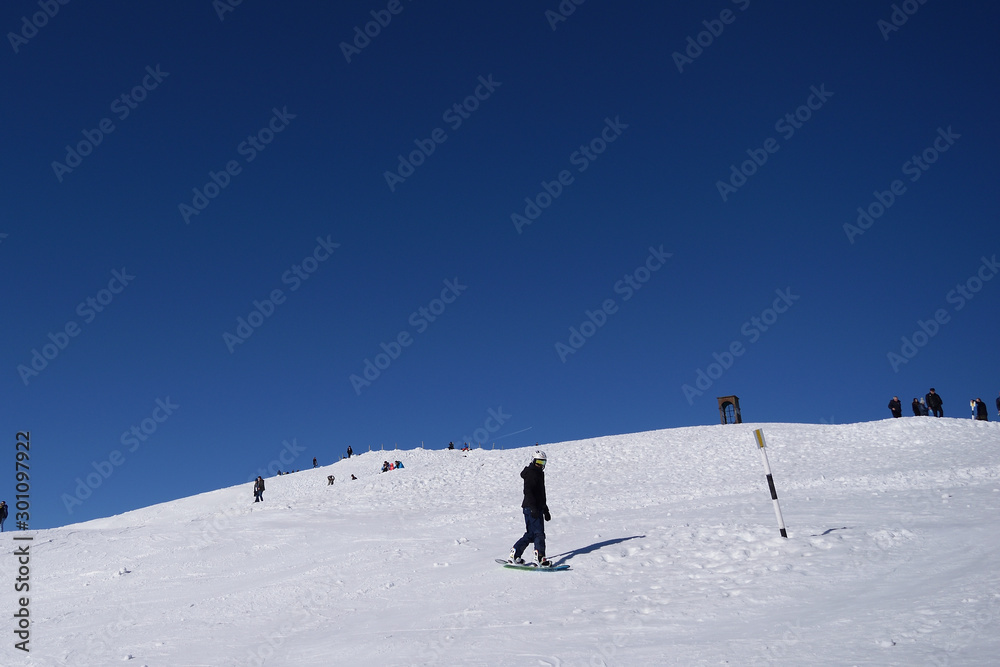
[3, 1, 998, 528]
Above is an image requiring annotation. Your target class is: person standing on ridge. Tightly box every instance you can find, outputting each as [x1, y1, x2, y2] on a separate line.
[508, 449, 552, 567]
[888, 397, 902, 418]
[926, 388, 944, 418]
[911, 398, 922, 416]
[347, 446, 353, 458]
[974, 398, 989, 421]
[0, 501, 7, 532]
[253, 476, 265, 503]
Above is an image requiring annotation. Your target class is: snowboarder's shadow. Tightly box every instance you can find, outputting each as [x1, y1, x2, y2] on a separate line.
[550, 535, 645, 565]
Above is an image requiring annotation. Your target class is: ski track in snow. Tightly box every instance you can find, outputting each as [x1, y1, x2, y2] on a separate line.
[2, 418, 998, 666]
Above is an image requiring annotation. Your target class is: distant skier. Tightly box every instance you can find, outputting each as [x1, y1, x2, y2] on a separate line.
[0, 501, 7, 532]
[253, 476, 265, 503]
[508, 449, 552, 567]
[926, 388, 944, 417]
[888, 397, 902, 418]
[347, 446, 353, 458]
[974, 398, 989, 421]
[911, 398, 922, 416]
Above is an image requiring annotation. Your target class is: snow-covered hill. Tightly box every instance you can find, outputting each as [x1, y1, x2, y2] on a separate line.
[4, 418, 999, 666]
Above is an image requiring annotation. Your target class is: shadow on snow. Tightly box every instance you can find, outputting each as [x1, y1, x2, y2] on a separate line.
[551, 535, 646, 565]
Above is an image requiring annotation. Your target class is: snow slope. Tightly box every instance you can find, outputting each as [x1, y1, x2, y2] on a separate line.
[3, 418, 999, 666]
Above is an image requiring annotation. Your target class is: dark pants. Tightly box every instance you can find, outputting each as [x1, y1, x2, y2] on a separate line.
[932, 407, 943, 417]
[254, 492, 262, 502]
[512, 508, 545, 558]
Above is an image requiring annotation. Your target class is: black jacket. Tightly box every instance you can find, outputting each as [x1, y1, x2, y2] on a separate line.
[520, 464, 548, 515]
[926, 392, 943, 410]
[0, 503, 7, 521]
[888, 399, 902, 417]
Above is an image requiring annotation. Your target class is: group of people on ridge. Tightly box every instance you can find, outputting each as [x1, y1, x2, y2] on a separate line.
[888, 388, 944, 418]
[889, 388, 996, 421]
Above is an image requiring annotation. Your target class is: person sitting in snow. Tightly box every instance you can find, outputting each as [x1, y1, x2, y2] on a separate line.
[508, 449, 552, 567]
[382, 461, 390, 473]
[351, 474, 357, 480]
[448, 442, 455, 450]
[253, 476, 265, 503]
[461, 443, 470, 452]
[394, 460, 403, 469]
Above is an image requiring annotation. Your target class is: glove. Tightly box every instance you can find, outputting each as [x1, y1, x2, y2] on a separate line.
[543, 509, 551, 522]
[530, 508, 539, 519]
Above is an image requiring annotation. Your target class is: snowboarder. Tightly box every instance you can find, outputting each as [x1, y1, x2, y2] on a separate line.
[926, 388, 944, 418]
[974, 398, 989, 421]
[347, 446, 353, 458]
[0, 501, 7, 532]
[888, 397, 902, 418]
[508, 449, 552, 567]
[253, 476, 265, 503]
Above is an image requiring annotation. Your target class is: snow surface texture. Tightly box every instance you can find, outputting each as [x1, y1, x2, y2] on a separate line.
[3, 419, 999, 666]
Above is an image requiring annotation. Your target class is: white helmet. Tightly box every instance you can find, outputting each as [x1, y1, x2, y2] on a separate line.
[532, 450, 547, 465]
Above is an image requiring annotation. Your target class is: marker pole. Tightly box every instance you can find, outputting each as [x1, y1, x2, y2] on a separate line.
[753, 428, 787, 538]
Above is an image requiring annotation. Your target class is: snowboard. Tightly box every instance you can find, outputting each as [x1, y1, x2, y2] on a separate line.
[495, 558, 570, 571]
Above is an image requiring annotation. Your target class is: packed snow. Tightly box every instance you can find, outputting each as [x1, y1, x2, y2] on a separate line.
[3, 418, 999, 666]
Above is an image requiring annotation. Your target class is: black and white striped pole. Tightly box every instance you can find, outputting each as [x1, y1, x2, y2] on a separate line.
[753, 428, 787, 538]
